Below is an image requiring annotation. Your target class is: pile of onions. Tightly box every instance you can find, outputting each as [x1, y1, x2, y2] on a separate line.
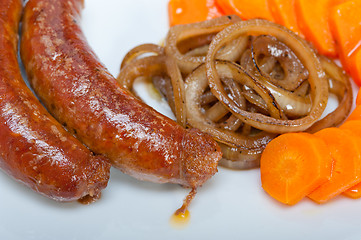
[117, 16, 353, 170]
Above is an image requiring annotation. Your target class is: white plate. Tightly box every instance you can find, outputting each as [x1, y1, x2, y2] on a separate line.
[2, 0, 361, 239]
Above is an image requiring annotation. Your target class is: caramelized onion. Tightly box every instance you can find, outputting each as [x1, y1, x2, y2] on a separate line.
[121, 43, 165, 69]
[306, 56, 353, 133]
[251, 35, 309, 91]
[219, 143, 263, 169]
[164, 15, 242, 74]
[117, 55, 186, 127]
[185, 62, 276, 149]
[117, 17, 353, 170]
[206, 19, 328, 133]
[241, 49, 312, 117]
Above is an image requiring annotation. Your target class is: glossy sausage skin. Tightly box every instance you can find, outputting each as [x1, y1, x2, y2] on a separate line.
[21, 0, 222, 188]
[0, 0, 110, 202]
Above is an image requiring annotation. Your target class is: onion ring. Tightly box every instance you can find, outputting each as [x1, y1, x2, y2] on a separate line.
[251, 35, 309, 91]
[117, 18, 353, 170]
[120, 43, 165, 69]
[117, 55, 187, 127]
[185, 62, 276, 149]
[165, 15, 242, 74]
[306, 56, 353, 133]
[206, 19, 328, 133]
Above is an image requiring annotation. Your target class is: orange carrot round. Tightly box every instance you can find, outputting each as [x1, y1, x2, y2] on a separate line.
[168, 0, 223, 26]
[268, 0, 304, 37]
[308, 127, 361, 203]
[340, 120, 361, 135]
[347, 48, 361, 86]
[261, 132, 332, 205]
[339, 120, 361, 198]
[357, 88, 361, 105]
[329, 0, 361, 79]
[295, 0, 338, 57]
[215, 0, 234, 16]
[329, 0, 361, 86]
[346, 105, 361, 122]
[339, 121, 361, 197]
[215, 0, 274, 21]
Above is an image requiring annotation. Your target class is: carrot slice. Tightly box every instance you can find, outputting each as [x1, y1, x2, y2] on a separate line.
[268, 0, 303, 37]
[329, 0, 361, 75]
[347, 47, 361, 86]
[261, 132, 332, 205]
[340, 120, 361, 134]
[344, 183, 361, 199]
[294, 0, 345, 57]
[340, 120, 361, 198]
[346, 105, 361, 122]
[215, 0, 234, 15]
[215, 0, 274, 21]
[308, 128, 361, 203]
[168, 0, 223, 26]
[357, 88, 361, 105]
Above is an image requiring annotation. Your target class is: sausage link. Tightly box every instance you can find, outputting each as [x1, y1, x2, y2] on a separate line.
[0, 0, 110, 202]
[21, 0, 222, 188]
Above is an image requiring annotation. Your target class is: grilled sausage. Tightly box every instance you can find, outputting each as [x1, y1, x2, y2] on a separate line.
[0, 0, 111, 202]
[21, 0, 222, 189]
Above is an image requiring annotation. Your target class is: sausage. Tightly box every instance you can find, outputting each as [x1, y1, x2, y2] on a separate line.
[0, 0, 111, 202]
[20, 0, 222, 189]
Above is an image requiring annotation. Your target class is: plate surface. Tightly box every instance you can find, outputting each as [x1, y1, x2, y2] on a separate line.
[1, 0, 361, 239]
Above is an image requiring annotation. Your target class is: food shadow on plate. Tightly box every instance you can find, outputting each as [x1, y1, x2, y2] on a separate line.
[108, 167, 187, 193]
[0, 171, 82, 209]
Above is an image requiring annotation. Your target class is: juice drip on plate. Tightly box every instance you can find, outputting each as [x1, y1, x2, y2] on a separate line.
[170, 188, 197, 228]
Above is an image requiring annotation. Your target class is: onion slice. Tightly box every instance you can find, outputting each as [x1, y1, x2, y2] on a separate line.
[165, 15, 242, 74]
[206, 19, 328, 133]
[306, 56, 353, 133]
[117, 17, 353, 170]
[117, 55, 187, 127]
[120, 43, 165, 69]
[251, 35, 309, 91]
[219, 143, 263, 169]
[185, 62, 276, 149]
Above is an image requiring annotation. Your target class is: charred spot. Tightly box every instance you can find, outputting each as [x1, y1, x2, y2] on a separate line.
[50, 103, 56, 111]
[34, 8, 44, 21]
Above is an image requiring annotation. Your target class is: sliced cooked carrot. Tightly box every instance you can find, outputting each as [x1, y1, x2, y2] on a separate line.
[215, 0, 234, 15]
[345, 105, 361, 122]
[357, 88, 361, 105]
[308, 128, 361, 203]
[294, 0, 344, 57]
[340, 120, 361, 198]
[260, 132, 332, 205]
[340, 120, 361, 135]
[215, 0, 274, 21]
[168, 0, 223, 26]
[344, 183, 361, 199]
[267, 0, 304, 37]
[347, 47, 361, 86]
[329, 0, 361, 75]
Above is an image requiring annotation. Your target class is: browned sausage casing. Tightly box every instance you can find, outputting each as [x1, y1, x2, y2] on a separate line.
[21, 0, 222, 188]
[0, 0, 110, 202]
